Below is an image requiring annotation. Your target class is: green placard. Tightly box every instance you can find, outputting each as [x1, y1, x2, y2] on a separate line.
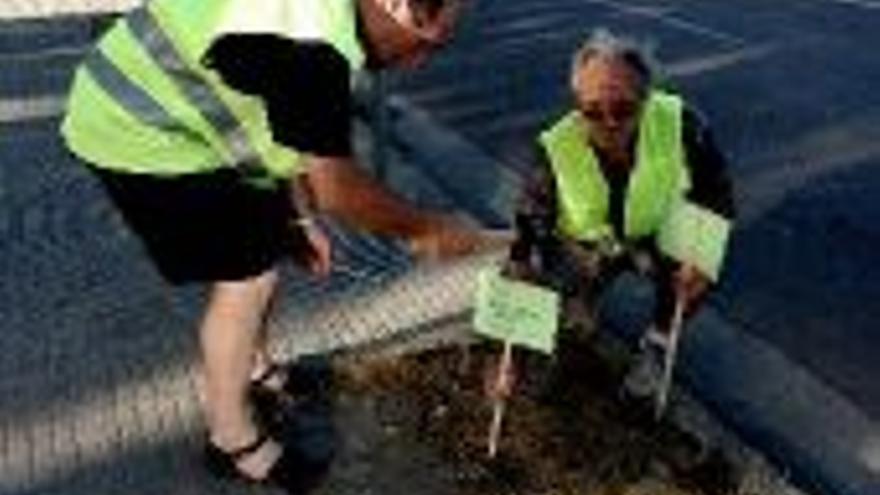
[473, 267, 560, 354]
[657, 200, 732, 281]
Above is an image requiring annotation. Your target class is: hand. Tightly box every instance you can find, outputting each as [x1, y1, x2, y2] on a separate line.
[484, 360, 517, 402]
[291, 219, 332, 277]
[561, 240, 603, 279]
[409, 215, 512, 260]
[501, 259, 537, 283]
[673, 263, 710, 312]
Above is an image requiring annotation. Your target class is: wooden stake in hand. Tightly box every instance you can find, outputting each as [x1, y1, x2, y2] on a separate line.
[487, 341, 513, 458]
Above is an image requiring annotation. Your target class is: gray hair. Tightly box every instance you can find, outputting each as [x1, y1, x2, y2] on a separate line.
[570, 28, 658, 94]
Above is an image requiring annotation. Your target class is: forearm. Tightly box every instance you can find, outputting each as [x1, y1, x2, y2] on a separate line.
[296, 155, 432, 238]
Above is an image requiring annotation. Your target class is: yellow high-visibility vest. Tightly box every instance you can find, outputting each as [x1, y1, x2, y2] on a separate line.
[61, 0, 364, 186]
[540, 90, 732, 280]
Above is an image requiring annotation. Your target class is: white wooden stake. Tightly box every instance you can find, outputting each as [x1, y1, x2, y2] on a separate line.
[487, 341, 513, 458]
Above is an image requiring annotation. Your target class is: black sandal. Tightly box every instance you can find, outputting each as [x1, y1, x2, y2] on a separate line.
[204, 432, 272, 482]
[251, 361, 329, 400]
[249, 360, 334, 440]
[204, 432, 329, 493]
[251, 363, 296, 403]
[250, 363, 301, 434]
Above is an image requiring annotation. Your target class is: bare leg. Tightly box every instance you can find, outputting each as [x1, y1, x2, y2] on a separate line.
[251, 289, 279, 385]
[200, 268, 281, 478]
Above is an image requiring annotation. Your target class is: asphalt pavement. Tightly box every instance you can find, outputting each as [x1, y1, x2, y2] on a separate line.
[2, 1, 880, 494]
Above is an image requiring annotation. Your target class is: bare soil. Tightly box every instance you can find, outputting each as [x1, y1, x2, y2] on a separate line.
[332, 338, 738, 495]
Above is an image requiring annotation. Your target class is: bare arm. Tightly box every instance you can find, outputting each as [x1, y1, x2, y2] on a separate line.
[295, 154, 495, 259]
[298, 154, 434, 237]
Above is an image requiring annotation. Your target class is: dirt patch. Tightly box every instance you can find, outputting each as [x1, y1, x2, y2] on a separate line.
[332, 338, 738, 495]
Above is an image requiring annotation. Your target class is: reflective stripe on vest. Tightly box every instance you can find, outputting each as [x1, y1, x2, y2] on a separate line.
[539, 90, 690, 242]
[83, 48, 189, 136]
[84, 7, 262, 174]
[128, 8, 260, 170]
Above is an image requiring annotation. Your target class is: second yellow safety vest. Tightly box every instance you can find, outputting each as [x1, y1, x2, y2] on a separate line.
[539, 90, 733, 281]
[539, 90, 690, 243]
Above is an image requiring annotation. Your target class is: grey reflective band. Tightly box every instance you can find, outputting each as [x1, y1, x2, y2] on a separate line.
[125, 7, 261, 171]
[125, 6, 263, 171]
[84, 48, 198, 140]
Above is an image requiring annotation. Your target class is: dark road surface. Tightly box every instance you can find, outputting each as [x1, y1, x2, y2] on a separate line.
[2, 1, 879, 493]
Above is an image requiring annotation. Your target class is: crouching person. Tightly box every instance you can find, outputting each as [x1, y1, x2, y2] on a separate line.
[493, 29, 735, 402]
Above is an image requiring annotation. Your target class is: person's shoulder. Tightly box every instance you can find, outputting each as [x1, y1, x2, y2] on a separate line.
[544, 108, 577, 128]
[680, 101, 708, 127]
[205, 35, 347, 68]
[537, 108, 581, 143]
[653, 88, 710, 138]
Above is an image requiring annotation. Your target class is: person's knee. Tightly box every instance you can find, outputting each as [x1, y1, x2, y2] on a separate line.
[209, 269, 279, 313]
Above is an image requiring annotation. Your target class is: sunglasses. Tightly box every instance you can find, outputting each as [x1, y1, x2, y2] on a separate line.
[579, 99, 641, 124]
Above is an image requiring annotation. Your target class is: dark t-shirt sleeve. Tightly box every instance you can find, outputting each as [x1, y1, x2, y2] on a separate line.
[202, 34, 352, 157]
[681, 107, 735, 219]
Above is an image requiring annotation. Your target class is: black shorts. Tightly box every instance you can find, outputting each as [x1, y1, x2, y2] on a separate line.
[93, 167, 299, 284]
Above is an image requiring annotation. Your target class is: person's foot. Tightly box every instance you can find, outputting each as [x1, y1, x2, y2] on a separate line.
[641, 325, 671, 350]
[251, 363, 289, 394]
[621, 327, 668, 399]
[205, 428, 330, 493]
[249, 360, 335, 437]
[251, 361, 330, 399]
[206, 432, 282, 481]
